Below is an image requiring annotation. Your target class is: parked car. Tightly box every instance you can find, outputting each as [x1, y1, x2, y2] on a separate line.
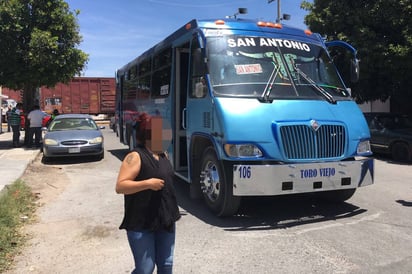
[364, 112, 412, 162]
[42, 114, 105, 161]
[20, 110, 51, 130]
[42, 113, 52, 127]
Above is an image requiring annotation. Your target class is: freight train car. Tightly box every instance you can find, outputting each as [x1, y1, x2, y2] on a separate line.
[1, 77, 116, 117]
[40, 77, 116, 115]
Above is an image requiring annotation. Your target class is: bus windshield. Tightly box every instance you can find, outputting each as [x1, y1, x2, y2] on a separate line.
[207, 35, 349, 101]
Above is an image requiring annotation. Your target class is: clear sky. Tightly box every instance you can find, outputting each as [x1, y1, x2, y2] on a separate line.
[65, 0, 310, 78]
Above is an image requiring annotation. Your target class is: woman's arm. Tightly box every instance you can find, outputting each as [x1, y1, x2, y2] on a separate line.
[115, 151, 165, 195]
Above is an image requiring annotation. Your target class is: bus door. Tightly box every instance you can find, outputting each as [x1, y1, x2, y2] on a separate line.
[173, 44, 190, 178]
[185, 35, 211, 189]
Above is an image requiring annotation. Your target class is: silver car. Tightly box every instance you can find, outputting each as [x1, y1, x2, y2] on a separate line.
[42, 114, 104, 161]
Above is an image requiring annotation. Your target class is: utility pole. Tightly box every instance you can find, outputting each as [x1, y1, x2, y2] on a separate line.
[268, 0, 281, 23]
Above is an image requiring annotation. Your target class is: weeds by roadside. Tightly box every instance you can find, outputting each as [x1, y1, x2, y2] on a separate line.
[0, 180, 37, 272]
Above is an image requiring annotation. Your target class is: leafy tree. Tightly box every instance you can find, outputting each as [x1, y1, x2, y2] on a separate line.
[301, 0, 412, 106]
[0, 0, 88, 112]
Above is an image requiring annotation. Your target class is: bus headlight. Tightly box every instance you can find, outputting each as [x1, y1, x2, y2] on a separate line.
[357, 140, 372, 155]
[224, 144, 263, 158]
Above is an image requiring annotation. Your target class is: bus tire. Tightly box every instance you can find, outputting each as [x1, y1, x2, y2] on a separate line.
[200, 147, 240, 216]
[318, 188, 356, 203]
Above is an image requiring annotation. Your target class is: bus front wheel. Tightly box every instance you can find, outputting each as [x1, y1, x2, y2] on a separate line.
[200, 147, 240, 216]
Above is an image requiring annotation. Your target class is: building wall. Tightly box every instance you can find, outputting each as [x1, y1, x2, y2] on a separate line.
[358, 99, 390, 113]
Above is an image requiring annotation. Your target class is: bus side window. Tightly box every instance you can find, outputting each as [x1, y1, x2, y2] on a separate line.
[190, 48, 207, 98]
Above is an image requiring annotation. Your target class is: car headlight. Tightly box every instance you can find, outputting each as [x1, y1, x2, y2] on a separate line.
[224, 144, 263, 158]
[357, 140, 372, 155]
[44, 139, 58, 146]
[89, 137, 103, 144]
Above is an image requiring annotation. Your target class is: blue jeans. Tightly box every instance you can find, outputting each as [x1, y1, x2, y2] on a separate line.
[127, 226, 176, 274]
[11, 125, 20, 145]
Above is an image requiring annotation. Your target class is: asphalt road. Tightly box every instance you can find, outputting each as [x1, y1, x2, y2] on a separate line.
[6, 127, 412, 274]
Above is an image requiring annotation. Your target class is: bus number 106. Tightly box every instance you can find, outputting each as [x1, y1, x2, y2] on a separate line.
[239, 166, 251, 179]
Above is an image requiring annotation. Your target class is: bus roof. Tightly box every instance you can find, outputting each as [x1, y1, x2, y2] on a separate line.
[117, 18, 321, 73]
[196, 18, 315, 36]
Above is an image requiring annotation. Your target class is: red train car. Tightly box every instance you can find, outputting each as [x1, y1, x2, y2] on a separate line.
[40, 77, 116, 115]
[1, 77, 116, 125]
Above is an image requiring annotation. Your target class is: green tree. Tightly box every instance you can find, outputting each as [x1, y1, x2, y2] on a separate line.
[0, 0, 88, 112]
[301, 0, 412, 105]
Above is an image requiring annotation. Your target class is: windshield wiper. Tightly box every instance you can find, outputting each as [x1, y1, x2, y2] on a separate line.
[319, 84, 350, 97]
[261, 62, 280, 102]
[294, 66, 336, 104]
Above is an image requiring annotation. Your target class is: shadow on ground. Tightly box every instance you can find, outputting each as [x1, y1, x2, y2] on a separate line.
[174, 178, 368, 231]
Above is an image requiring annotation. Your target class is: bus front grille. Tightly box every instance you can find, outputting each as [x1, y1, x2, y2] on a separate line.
[280, 124, 346, 160]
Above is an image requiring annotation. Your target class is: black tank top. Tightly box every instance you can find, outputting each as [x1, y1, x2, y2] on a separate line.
[119, 146, 180, 232]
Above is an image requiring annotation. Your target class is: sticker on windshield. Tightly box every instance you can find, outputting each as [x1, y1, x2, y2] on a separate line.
[227, 37, 311, 52]
[234, 64, 263, 74]
[160, 84, 169, 95]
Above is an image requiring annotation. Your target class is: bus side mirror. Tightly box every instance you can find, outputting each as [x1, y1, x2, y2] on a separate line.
[325, 40, 360, 84]
[350, 58, 360, 83]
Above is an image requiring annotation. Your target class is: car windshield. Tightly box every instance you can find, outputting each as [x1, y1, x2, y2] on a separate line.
[207, 35, 349, 101]
[377, 115, 412, 130]
[49, 118, 98, 131]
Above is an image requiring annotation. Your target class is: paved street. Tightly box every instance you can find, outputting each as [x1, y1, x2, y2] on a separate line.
[3, 127, 412, 273]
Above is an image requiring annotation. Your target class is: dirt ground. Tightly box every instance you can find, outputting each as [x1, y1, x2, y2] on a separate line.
[22, 153, 69, 206]
[5, 151, 133, 274]
[6, 154, 70, 273]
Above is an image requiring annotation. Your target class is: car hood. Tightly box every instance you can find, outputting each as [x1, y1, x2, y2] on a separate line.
[44, 129, 103, 141]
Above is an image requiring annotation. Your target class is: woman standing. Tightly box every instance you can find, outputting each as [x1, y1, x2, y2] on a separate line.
[116, 113, 180, 274]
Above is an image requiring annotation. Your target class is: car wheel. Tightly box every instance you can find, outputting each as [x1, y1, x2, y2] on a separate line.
[200, 147, 240, 216]
[41, 156, 50, 164]
[96, 151, 104, 161]
[391, 142, 410, 162]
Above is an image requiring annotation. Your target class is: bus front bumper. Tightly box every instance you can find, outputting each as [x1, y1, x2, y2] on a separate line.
[232, 158, 374, 196]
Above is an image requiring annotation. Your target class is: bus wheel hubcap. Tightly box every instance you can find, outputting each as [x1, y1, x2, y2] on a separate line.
[201, 161, 220, 202]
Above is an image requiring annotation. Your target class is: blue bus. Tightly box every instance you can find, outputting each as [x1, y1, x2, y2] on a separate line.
[115, 18, 374, 216]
